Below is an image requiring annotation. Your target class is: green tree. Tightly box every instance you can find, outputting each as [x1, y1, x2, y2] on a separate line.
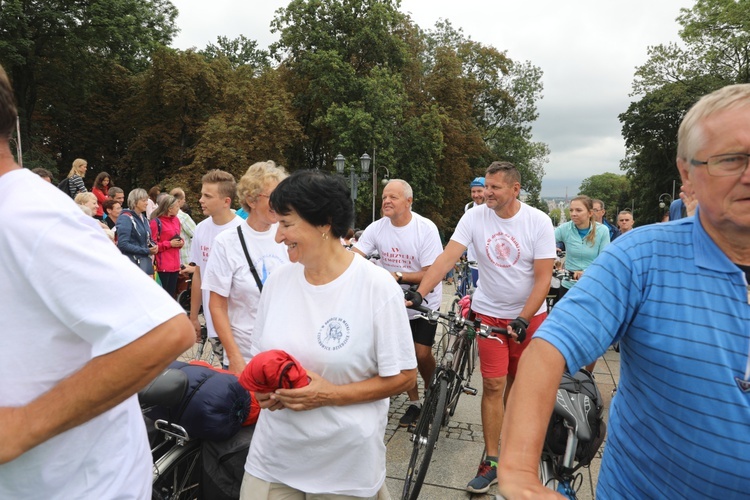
[0, 0, 178, 165]
[200, 35, 271, 72]
[622, 0, 750, 223]
[549, 207, 561, 226]
[578, 172, 631, 222]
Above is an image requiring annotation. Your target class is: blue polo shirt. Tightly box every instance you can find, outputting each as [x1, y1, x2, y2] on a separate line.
[536, 211, 750, 498]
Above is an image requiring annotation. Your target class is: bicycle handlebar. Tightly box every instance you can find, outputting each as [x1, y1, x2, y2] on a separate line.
[406, 299, 509, 341]
[553, 269, 578, 282]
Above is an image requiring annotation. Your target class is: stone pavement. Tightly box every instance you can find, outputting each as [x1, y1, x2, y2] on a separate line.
[383, 283, 620, 499]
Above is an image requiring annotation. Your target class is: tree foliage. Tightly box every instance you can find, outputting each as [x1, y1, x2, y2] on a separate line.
[578, 172, 631, 222]
[0, 0, 178, 158]
[622, 0, 750, 224]
[1, 0, 548, 233]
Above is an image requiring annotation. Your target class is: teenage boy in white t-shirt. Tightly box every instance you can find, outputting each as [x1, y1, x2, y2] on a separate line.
[411, 161, 556, 494]
[354, 179, 443, 429]
[189, 169, 243, 339]
[0, 63, 194, 499]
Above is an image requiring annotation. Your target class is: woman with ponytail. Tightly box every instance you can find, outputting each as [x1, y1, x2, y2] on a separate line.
[555, 195, 610, 301]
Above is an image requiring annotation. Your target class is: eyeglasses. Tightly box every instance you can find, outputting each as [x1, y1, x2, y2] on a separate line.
[690, 153, 750, 177]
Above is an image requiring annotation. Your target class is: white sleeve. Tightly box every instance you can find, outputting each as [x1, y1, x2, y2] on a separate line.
[533, 213, 558, 260]
[419, 221, 443, 267]
[25, 211, 183, 357]
[450, 210, 473, 249]
[189, 225, 202, 265]
[353, 224, 377, 256]
[373, 281, 417, 377]
[201, 236, 233, 297]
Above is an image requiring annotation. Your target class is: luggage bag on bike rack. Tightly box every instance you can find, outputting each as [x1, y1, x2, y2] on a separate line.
[544, 369, 606, 470]
[145, 361, 255, 441]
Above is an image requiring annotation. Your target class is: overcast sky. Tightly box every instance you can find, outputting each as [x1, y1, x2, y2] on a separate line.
[169, 0, 694, 197]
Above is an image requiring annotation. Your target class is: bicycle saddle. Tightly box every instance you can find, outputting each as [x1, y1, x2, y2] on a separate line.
[139, 368, 189, 409]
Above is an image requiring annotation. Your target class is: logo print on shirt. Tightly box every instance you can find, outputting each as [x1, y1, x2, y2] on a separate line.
[486, 232, 520, 268]
[318, 317, 351, 351]
[735, 377, 750, 393]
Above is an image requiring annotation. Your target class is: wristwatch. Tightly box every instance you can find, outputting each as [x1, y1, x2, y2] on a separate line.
[395, 271, 403, 283]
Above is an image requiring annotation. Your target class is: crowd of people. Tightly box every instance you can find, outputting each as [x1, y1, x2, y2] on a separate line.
[2, 57, 749, 499]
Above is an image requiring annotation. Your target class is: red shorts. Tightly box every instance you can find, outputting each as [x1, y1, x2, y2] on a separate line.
[475, 312, 546, 378]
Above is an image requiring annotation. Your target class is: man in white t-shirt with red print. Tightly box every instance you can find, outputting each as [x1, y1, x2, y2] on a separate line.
[354, 179, 443, 428]
[413, 161, 556, 493]
[190, 170, 244, 339]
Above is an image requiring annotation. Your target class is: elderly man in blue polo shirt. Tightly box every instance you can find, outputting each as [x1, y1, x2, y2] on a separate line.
[498, 84, 750, 498]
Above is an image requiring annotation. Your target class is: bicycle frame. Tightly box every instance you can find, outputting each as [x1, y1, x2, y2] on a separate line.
[401, 303, 508, 500]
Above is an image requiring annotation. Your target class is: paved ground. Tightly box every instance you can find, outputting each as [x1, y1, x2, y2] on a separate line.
[383, 283, 620, 499]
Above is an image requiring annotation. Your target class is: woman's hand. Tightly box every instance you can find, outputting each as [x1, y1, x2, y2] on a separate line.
[170, 239, 184, 248]
[680, 186, 698, 217]
[256, 391, 285, 411]
[573, 270, 583, 280]
[149, 244, 158, 256]
[271, 371, 335, 411]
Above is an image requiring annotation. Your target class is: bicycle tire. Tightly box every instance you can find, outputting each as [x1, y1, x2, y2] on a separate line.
[176, 289, 191, 314]
[152, 440, 202, 500]
[402, 376, 449, 500]
[445, 336, 470, 420]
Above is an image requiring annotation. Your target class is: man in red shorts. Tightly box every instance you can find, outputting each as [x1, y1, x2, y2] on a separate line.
[411, 161, 556, 493]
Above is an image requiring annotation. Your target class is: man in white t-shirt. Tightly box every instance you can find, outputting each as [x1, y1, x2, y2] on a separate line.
[0, 64, 194, 499]
[202, 161, 290, 373]
[353, 179, 443, 428]
[411, 161, 556, 494]
[189, 169, 244, 339]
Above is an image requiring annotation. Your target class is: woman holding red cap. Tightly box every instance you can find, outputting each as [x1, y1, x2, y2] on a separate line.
[240, 170, 417, 499]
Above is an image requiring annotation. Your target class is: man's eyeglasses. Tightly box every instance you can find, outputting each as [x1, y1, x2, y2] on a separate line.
[690, 153, 750, 177]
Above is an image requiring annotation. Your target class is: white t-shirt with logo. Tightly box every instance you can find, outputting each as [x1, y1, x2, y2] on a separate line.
[0, 169, 184, 499]
[190, 214, 244, 337]
[452, 203, 556, 318]
[202, 222, 289, 365]
[245, 255, 416, 496]
[354, 212, 443, 319]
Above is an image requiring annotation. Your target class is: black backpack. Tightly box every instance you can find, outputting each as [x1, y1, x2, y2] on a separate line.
[544, 369, 606, 470]
[57, 177, 74, 198]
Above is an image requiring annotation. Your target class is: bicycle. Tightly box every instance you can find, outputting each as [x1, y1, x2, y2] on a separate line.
[140, 368, 203, 500]
[176, 269, 224, 366]
[537, 369, 606, 499]
[453, 257, 476, 298]
[401, 299, 510, 500]
[547, 269, 577, 312]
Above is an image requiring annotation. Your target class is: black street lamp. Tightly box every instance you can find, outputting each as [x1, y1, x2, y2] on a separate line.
[658, 193, 672, 209]
[334, 153, 371, 220]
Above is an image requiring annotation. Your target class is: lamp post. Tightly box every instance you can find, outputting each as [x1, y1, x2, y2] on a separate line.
[334, 152, 371, 219]
[372, 165, 390, 222]
[658, 193, 672, 209]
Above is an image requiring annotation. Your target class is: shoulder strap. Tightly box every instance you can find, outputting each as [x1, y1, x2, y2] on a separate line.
[237, 225, 263, 292]
[156, 218, 162, 240]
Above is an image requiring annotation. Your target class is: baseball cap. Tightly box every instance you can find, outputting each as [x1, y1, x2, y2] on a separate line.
[470, 177, 485, 188]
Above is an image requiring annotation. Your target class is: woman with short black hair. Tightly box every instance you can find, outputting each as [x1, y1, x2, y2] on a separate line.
[240, 170, 416, 499]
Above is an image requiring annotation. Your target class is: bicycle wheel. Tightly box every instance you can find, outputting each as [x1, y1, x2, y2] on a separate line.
[152, 440, 202, 500]
[446, 335, 470, 419]
[402, 377, 448, 500]
[176, 289, 191, 314]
